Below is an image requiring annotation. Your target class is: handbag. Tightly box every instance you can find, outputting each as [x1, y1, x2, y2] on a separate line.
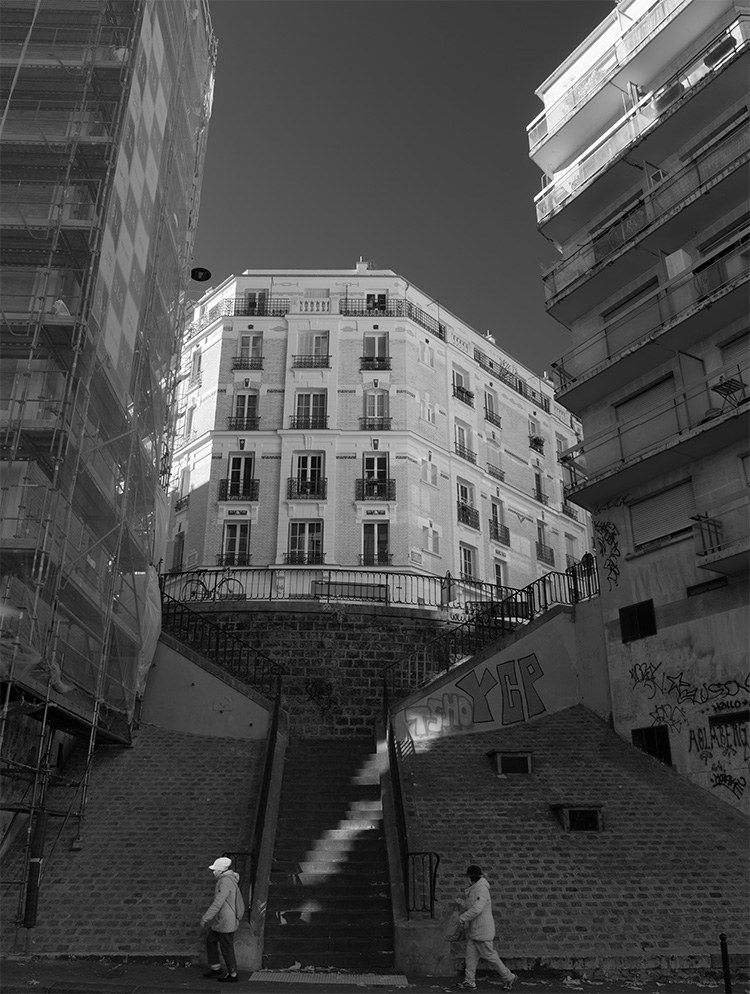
[443, 909, 465, 943]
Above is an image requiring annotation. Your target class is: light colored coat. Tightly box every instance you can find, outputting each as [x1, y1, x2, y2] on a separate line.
[458, 875, 495, 941]
[201, 870, 242, 933]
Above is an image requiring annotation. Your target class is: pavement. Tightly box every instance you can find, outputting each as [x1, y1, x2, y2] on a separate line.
[0, 959, 746, 994]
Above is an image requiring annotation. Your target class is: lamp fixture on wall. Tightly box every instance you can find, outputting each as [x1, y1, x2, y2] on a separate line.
[373, 379, 379, 388]
[238, 439, 245, 450]
[372, 438, 379, 450]
[244, 378, 250, 388]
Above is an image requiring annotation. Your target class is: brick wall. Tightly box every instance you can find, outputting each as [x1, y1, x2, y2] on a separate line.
[1, 725, 264, 957]
[400, 705, 749, 967]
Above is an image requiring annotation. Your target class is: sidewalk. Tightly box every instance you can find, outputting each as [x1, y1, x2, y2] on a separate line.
[0, 959, 744, 994]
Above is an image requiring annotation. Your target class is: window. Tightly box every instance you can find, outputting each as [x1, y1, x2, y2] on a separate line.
[422, 525, 440, 555]
[457, 479, 475, 507]
[494, 560, 506, 590]
[190, 350, 202, 385]
[288, 521, 323, 563]
[362, 522, 390, 565]
[294, 391, 327, 428]
[632, 725, 672, 765]
[551, 804, 603, 832]
[366, 293, 388, 314]
[615, 376, 678, 459]
[565, 533, 577, 568]
[244, 290, 267, 315]
[420, 341, 435, 367]
[291, 453, 325, 498]
[364, 390, 388, 417]
[529, 417, 539, 436]
[363, 332, 388, 358]
[179, 467, 190, 497]
[619, 599, 657, 643]
[459, 544, 476, 579]
[455, 422, 473, 454]
[630, 481, 694, 546]
[234, 392, 258, 420]
[228, 455, 255, 498]
[420, 396, 436, 424]
[488, 750, 532, 775]
[364, 453, 388, 481]
[421, 458, 438, 486]
[239, 333, 262, 358]
[171, 530, 184, 571]
[299, 331, 329, 356]
[222, 522, 250, 566]
[720, 331, 749, 368]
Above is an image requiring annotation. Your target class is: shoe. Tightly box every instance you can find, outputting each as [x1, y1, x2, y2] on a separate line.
[501, 975, 517, 991]
[218, 976, 239, 984]
[456, 983, 477, 990]
[203, 969, 222, 978]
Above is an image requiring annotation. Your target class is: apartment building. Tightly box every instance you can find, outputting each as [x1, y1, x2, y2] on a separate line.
[166, 263, 591, 599]
[0, 0, 215, 753]
[529, 0, 749, 808]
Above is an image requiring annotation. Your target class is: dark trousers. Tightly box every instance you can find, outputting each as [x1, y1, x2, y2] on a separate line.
[206, 929, 237, 974]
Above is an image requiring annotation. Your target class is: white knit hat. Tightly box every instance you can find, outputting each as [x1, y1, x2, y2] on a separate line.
[208, 857, 232, 872]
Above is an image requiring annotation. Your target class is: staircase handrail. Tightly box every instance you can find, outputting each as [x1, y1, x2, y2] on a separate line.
[249, 673, 283, 903]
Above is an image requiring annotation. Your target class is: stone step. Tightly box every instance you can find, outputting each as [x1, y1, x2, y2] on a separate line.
[263, 934, 393, 956]
[276, 818, 383, 835]
[275, 827, 384, 843]
[269, 871, 389, 889]
[265, 901, 391, 920]
[262, 949, 394, 970]
[268, 882, 390, 900]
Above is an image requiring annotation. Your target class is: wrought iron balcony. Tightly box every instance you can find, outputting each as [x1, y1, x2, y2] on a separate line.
[232, 356, 263, 370]
[361, 356, 391, 370]
[529, 435, 545, 453]
[486, 463, 505, 482]
[532, 488, 550, 505]
[289, 415, 328, 429]
[536, 542, 555, 566]
[355, 478, 396, 501]
[453, 384, 475, 407]
[227, 416, 261, 431]
[188, 371, 202, 389]
[339, 298, 447, 341]
[284, 551, 325, 565]
[292, 354, 330, 368]
[174, 494, 190, 512]
[484, 408, 502, 429]
[457, 502, 480, 530]
[219, 479, 259, 501]
[287, 477, 327, 500]
[562, 502, 579, 521]
[217, 553, 252, 566]
[359, 417, 392, 431]
[454, 442, 477, 464]
[566, 554, 578, 570]
[489, 521, 510, 546]
[358, 552, 394, 566]
[221, 296, 290, 318]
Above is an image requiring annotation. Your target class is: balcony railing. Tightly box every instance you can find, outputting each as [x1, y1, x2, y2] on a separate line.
[489, 521, 510, 546]
[355, 478, 396, 501]
[529, 436, 545, 453]
[217, 553, 252, 567]
[221, 297, 290, 318]
[292, 354, 330, 368]
[219, 479, 259, 501]
[562, 502, 579, 521]
[188, 372, 202, 389]
[287, 478, 328, 500]
[359, 417, 392, 431]
[528, 0, 687, 154]
[361, 356, 392, 370]
[473, 348, 552, 412]
[536, 542, 555, 566]
[358, 553, 394, 567]
[566, 554, 578, 570]
[691, 494, 749, 575]
[532, 489, 550, 505]
[543, 120, 750, 301]
[283, 552, 325, 565]
[454, 442, 477, 464]
[227, 416, 260, 431]
[457, 502, 480, 529]
[174, 494, 190, 512]
[535, 18, 749, 225]
[453, 384, 474, 407]
[232, 356, 263, 370]
[289, 415, 328, 429]
[551, 231, 750, 394]
[340, 298, 447, 341]
[486, 464, 505, 482]
[484, 408, 502, 429]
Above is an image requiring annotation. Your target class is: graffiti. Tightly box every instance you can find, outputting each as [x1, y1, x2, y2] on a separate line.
[630, 661, 664, 700]
[304, 678, 336, 715]
[688, 722, 748, 754]
[710, 771, 747, 799]
[699, 749, 713, 766]
[592, 495, 631, 514]
[630, 665, 750, 708]
[712, 699, 749, 713]
[649, 703, 685, 733]
[405, 654, 547, 740]
[593, 519, 620, 589]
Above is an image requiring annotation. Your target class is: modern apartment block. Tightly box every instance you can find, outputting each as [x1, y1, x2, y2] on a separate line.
[0, 0, 216, 758]
[529, 0, 749, 807]
[166, 263, 591, 599]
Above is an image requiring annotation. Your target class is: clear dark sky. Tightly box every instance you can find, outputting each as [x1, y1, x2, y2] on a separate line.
[192, 0, 612, 375]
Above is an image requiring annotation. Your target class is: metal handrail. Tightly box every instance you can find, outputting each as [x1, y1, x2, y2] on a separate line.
[249, 674, 283, 900]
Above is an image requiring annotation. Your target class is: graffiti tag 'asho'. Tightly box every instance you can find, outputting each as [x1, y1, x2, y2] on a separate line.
[405, 654, 546, 740]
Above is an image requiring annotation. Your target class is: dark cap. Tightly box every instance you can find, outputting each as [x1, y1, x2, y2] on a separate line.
[466, 864, 483, 878]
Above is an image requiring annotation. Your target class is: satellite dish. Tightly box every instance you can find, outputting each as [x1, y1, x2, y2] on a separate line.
[191, 267, 212, 282]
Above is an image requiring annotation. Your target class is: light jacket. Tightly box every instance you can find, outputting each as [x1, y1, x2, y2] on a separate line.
[458, 875, 495, 941]
[202, 870, 242, 933]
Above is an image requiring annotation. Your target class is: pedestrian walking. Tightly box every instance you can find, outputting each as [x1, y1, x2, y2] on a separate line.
[201, 856, 244, 983]
[455, 864, 516, 990]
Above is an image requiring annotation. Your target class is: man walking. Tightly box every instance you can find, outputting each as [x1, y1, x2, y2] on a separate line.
[201, 856, 243, 983]
[456, 864, 516, 990]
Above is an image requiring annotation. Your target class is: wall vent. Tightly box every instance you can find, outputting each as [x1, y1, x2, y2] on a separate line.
[487, 750, 532, 776]
[551, 804, 603, 832]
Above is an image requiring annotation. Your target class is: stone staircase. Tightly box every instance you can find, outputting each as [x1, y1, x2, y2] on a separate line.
[264, 738, 393, 970]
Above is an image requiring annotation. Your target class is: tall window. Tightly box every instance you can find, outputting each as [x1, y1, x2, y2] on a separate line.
[171, 530, 185, 571]
[459, 544, 476, 579]
[363, 332, 388, 358]
[420, 342, 435, 367]
[490, 500, 503, 527]
[422, 525, 440, 555]
[294, 391, 327, 427]
[244, 290, 267, 315]
[239, 333, 262, 358]
[421, 457, 438, 486]
[366, 293, 387, 314]
[494, 560, 506, 590]
[292, 453, 325, 498]
[364, 390, 389, 418]
[235, 392, 258, 420]
[299, 331, 329, 356]
[363, 522, 390, 565]
[457, 479, 474, 507]
[288, 521, 323, 563]
[228, 455, 255, 497]
[189, 350, 201, 385]
[565, 533, 577, 568]
[222, 522, 250, 565]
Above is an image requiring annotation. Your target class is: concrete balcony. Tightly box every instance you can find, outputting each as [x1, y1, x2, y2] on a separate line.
[561, 355, 749, 510]
[551, 229, 750, 412]
[543, 119, 750, 324]
[691, 493, 750, 575]
[535, 16, 749, 243]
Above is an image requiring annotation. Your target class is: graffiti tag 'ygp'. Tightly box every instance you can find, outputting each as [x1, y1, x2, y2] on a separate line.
[405, 654, 546, 740]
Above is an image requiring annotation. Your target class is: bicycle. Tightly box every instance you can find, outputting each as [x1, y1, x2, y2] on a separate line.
[178, 568, 246, 602]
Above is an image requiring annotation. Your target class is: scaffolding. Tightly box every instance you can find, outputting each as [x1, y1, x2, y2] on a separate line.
[0, 0, 216, 946]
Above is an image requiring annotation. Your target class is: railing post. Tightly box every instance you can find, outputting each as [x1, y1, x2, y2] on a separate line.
[720, 933, 732, 993]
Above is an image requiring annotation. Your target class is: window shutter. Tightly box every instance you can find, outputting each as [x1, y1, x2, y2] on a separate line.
[630, 480, 694, 545]
[721, 332, 748, 367]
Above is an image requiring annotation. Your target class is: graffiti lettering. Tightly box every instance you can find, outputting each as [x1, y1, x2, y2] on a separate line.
[649, 703, 685, 733]
[517, 654, 545, 720]
[455, 668, 498, 724]
[592, 496, 631, 513]
[496, 659, 526, 726]
[630, 661, 664, 699]
[712, 699, 749, 713]
[688, 723, 748, 754]
[593, 519, 620, 590]
[710, 771, 747, 799]
[631, 666, 750, 708]
[405, 692, 473, 739]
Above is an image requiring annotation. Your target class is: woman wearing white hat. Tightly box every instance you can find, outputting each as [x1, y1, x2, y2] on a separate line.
[201, 856, 244, 983]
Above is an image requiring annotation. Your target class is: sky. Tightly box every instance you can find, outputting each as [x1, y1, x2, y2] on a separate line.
[191, 0, 612, 376]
